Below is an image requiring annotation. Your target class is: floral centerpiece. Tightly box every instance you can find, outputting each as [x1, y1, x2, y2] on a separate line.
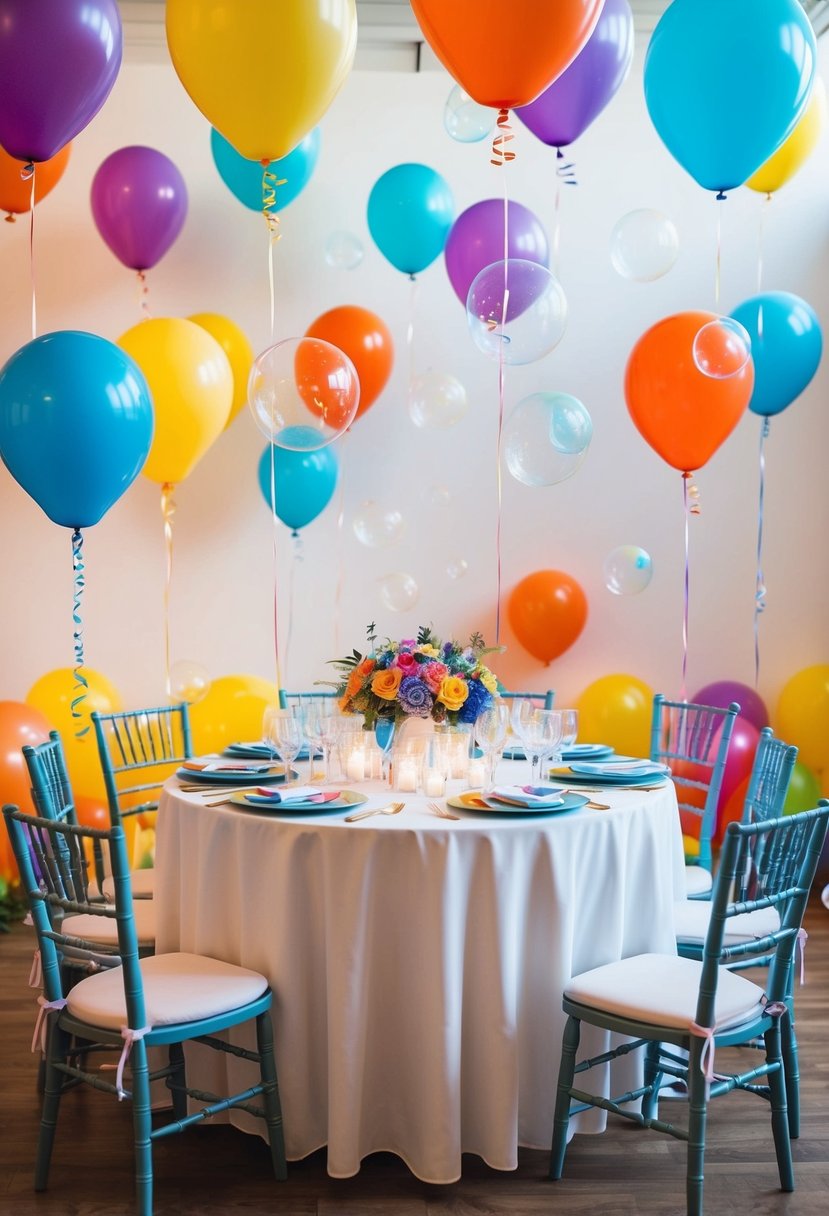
[329, 624, 501, 728]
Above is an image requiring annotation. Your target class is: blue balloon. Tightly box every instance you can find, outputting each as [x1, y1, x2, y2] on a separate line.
[258, 428, 338, 533]
[367, 163, 454, 276]
[644, 0, 816, 193]
[211, 127, 321, 212]
[730, 291, 823, 417]
[0, 330, 153, 528]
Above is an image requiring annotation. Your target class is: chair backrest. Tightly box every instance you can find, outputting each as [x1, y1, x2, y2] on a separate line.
[741, 728, 797, 828]
[278, 690, 337, 711]
[3, 803, 141, 1003]
[91, 704, 193, 822]
[650, 694, 739, 872]
[695, 801, 829, 1031]
[499, 690, 555, 709]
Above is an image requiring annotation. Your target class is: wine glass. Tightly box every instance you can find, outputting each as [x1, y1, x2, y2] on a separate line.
[261, 704, 280, 761]
[300, 698, 327, 783]
[264, 708, 305, 785]
[473, 703, 510, 792]
[515, 708, 563, 785]
[556, 708, 579, 763]
[374, 716, 396, 783]
[535, 709, 565, 780]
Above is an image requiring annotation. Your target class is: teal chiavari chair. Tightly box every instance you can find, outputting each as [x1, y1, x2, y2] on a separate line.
[549, 801, 829, 1216]
[278, 689, 337, 710]
[650, 694, 739, 899]
[499, 689, 555, 709]
[3, 803, 286, 1216]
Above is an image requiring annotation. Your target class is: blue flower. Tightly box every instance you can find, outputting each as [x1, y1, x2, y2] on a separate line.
[457, 678, 492, 724]
[397, 675, 434, 718]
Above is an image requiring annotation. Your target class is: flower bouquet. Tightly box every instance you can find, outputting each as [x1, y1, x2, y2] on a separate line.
[328, 624, 501, 729]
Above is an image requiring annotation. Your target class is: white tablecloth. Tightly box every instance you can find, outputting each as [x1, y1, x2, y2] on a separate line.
[154, 768, 686, 1182]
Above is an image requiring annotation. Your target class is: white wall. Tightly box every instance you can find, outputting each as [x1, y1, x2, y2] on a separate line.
[1, 37, 827, 716]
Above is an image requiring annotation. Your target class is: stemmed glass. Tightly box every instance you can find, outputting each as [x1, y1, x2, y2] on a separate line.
[263, 708, 305, 786]
[299, 698, 327, 783]
[374, 716, 396, 784]
[556, 709, 579, 764]
[514, 707, 563, 785]
[473, 703, 510, 792]
[318, 715, 342, 784]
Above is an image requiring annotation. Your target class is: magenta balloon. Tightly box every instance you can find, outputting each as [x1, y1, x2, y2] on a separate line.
[693, 680, 769, 734]
[444, 199, 549, 307]
[91, 146, 188, 271]
[0, 0, 122, 162]
[715, 717, 760, 818]
[515, 0, 634, 148]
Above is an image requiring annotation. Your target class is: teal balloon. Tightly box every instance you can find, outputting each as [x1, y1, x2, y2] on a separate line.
[367, 162, 454, 276]
[211, 126, 321, 212]
[730, 291, 822, 417]
[258, 428, 338, 533]
[0, 330, 153, 529]
[644, 0, 816, 193]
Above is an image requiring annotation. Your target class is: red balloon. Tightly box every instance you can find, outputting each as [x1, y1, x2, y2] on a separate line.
[508, 570, 587, 665]
[716, 775, 750, 845]
[305, 305, 394, 420]
[625, 311, 754, 472]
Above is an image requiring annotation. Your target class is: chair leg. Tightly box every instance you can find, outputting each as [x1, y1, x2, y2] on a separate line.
[765, 1022, 794, 1192]
[130, 1037, 154, 1216]
[780, 1004, 801, 1139]
[642, 1040, 663, 1122]
[549, 1015, 581, 1181]
[255, 1011, 287, 1181]
[685, 1040, 709, 1216]
[34, 1018, 70, 1190]
[168, 1042, 188, 1122]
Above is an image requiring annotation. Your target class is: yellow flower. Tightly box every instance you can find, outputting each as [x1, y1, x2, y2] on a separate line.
[479, 668, 498, 695]
[371, 667, 403, 700]
[418, 644, 439, 657]
[437, 676, 468, 712]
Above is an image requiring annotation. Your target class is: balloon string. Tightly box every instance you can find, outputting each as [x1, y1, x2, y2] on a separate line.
[333, 430, 348, 658]
[757, 194, 771, 294]
[754, 418, 770, 688]
[70, 529, 89, 738]
[262, 165, 286, 345]
[714, 195, 723, 310]
[493, 161, 511, 645]
[406, 274, 419, 404]
[269, 439, 283, 694]
[136, 271, 151, 319]
[681, 475, 691, 702]
[490, 107, 516, 167]
[161, 483, 176, 699]
[284, 532, 303, 690]
[25, 163, 36, 339]
[552, 177, 561, 280]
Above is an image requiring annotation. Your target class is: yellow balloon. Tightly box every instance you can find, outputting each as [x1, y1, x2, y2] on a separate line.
[188, 673, 279, 755]
[747, 77, 826, 194]
[118, 317, 233, 485]
[776, 664, 829, 775]
[166, 0, 357, 162]
[188, 312, 254, 428]
[576, 673, 654, 759]
[26, 668, 123, 801]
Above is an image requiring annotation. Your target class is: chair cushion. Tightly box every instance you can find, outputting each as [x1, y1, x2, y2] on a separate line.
[684, 865, 713, 897]
[63, 899, 156, 949]
[102, 869, 155, 901]
[565, 953, 766, 1033]
[66, 952, 269, 1031]
[674, 900, 780, 947]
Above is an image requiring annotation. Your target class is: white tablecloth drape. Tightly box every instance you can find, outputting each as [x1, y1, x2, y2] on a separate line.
[155, 772, 686, 1183]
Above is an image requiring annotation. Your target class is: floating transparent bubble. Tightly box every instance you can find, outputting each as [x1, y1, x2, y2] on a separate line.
[423, 483, 451, 508]
[692, 316, 752, 379]
[603, 546, 653, 596]
[446, 557, 469, 580]
[248, 336, 359, 450]
[324, 230, 364, 270]
[352, 501, 404, 548]
[378, 571, 419, 612]
[409, 371, 468, 429]
[610, 209, 679, 282]
[443, 85, 495, 143]
[466, 259, 567, 365]
[504, 392, 592, 486]
[169, 660, 211, 705]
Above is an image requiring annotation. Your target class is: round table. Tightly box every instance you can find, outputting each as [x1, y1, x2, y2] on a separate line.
[154, 765, 686, 1183]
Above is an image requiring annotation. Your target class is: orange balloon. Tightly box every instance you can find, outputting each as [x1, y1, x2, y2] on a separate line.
[305, 306, 394, 420]
[0, 700, 53, 879]
[625, 311, 754, 473]
[293, 339, 360, 434]
[508, 570, 587, 665]
[410, 1, 604, 109]
[0, 143, 71, 218]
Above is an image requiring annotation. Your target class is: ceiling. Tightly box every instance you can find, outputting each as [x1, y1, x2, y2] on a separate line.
[119, 3, 829, 69]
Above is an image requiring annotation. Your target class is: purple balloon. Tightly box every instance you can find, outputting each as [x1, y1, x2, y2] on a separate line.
[444, 199, 549, 307]
[91, 147, 188, 272]
[0, 0, 122, 163]
[692, 680, 770, 735]
[515, 0, 634, 149]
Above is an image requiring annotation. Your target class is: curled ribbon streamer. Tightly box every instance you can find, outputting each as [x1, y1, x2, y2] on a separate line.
[136, 270, 151, 319]
[490, 108, 516, 167]
[754, 418, 770, 687]
[555, 148, 578, 187]
[262, 166, 287, 344]
[161, 484, 176, 700]
[71, 529, 90, 737]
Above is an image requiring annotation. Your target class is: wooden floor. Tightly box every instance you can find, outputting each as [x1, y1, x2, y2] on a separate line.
[1, 899, 827, 1216]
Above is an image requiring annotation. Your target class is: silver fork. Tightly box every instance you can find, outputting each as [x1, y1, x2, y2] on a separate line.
[344, 801, 405, 823]
[427, 801, 460, 821]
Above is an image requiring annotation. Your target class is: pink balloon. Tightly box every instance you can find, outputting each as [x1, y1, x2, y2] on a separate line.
[716, 718, 760, 820]
[444, 199, 548, 307]
[692, 680, 769, 734]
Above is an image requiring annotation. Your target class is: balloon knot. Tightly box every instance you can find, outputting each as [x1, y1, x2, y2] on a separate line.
[762, 417, 771, 439]
[715, 190, 727, 202]
[20, 162, 34, 181]
[4, 212, 16, 223]
[260, 158, 271, 168]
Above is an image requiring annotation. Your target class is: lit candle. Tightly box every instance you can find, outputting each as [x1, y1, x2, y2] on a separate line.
[396, 756, 419, 792]
[345, 747, 366, 782]
[425, 768, 446, 797]
[467, 759, 486, 788]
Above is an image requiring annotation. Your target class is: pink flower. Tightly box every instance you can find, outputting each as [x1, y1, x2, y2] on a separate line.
[394, 652, 418, 675]
[422, 661, 449, 693]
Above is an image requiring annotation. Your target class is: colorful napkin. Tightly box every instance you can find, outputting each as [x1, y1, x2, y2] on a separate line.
[246, 785, 339, 805]
[488, 784, 566, 807]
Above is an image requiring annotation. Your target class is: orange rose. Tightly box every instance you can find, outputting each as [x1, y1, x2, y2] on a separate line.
[437, 676, 468, 712]
[357, 657, 376, 676]
[345, 669, 365, 700]
[371, 667, 403, 700]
